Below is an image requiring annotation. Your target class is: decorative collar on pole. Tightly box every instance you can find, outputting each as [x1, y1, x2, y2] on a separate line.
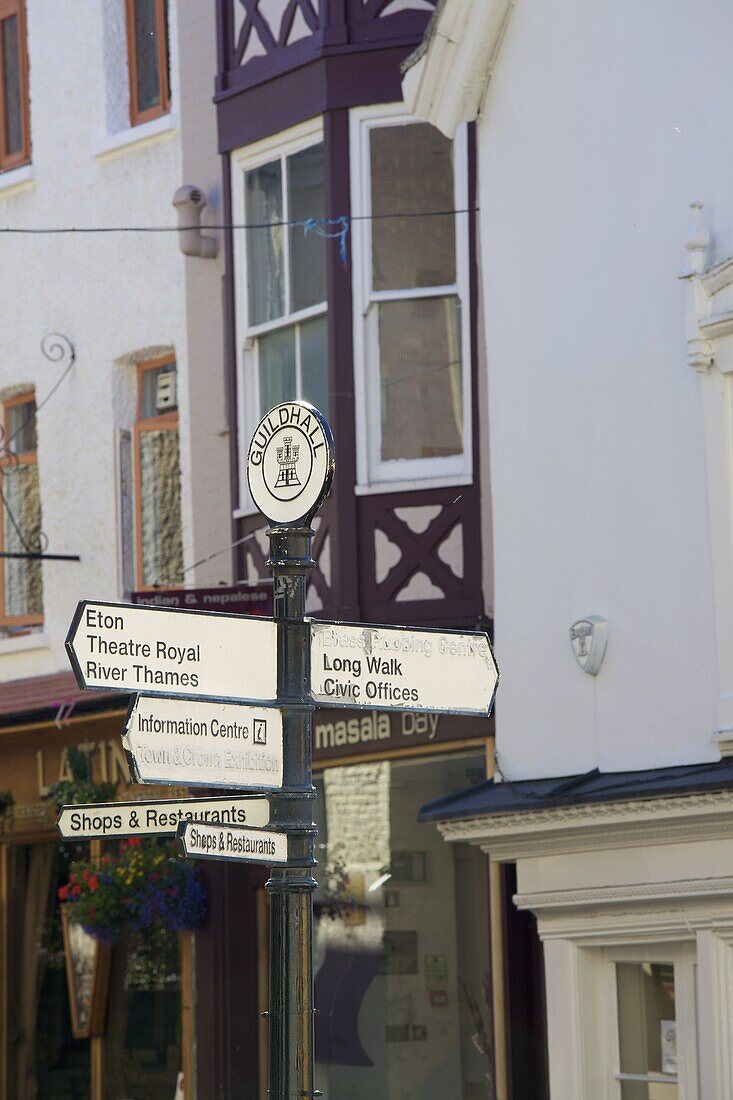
[247, 401, 335, 526]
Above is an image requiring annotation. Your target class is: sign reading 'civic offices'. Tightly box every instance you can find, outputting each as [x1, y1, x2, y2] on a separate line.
[311, 621, 498, 717]
[123, 695, 284, 790]
[246, 400, 335, 525]
[66, 600, 277, 704]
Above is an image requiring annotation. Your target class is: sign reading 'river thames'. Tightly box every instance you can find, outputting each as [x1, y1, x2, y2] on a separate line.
[66, 601, 277, 703]
[310, 621, 499, 717]
[123, 695, 284, 790]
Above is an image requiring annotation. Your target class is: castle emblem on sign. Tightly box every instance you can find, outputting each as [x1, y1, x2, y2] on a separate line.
[274, 436, 301, 488]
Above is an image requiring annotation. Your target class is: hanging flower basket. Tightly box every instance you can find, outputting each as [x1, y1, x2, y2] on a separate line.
[58, 838, 207, 943]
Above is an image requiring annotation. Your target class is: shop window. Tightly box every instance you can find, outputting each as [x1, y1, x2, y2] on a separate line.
[104, 926, 182, 1099]
[0, 392, 43, 629]
[311, 752, 491, 1099]
[232, 120, 328, 509]
[125, 0, 170, 126]
[351, 105, 471, 490]
[133, 357, 183, 589]
[0, 0, 30, 172]
[603, 946, 698, 1099]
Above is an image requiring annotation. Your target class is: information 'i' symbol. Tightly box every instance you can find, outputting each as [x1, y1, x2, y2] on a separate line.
[274, 436, 301, 488]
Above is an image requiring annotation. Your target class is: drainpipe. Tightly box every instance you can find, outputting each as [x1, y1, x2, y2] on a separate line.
[172, 185, 218, 259]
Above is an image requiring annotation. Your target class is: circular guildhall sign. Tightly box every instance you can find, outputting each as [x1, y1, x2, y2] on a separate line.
[247, 401, 335, 525]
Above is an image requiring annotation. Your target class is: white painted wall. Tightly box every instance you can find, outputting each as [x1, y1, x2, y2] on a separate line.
[0, 1, 195, 682]
[478, 0, 733, 778]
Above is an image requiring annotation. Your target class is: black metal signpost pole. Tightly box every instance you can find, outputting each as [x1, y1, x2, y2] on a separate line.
[247, 402, 334, 1100]
[265, 524, 317, 1098]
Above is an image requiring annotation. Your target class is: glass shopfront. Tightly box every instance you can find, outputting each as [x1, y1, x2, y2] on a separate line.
[313, 751, 492, 1100]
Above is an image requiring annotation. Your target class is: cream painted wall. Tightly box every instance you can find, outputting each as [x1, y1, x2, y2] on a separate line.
[0, 1, 192, 681]
[478, 0, 732, 778]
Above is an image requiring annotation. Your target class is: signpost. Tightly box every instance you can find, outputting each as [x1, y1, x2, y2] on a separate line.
[177, 819, 289, 865]
[60, 397, 499, 1100]
[57, 795, 271, 841]
[311, 620, 498, 715]
[123, 695, 284, 789]
[66, 600, 277, 703]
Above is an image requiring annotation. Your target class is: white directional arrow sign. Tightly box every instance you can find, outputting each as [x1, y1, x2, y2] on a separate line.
[57, 795, 271, 841]
[123, 695, 284, 790]
[310, 621, 499, 716]
[66, 600, 277, 704]
[177, 819, 289, 865]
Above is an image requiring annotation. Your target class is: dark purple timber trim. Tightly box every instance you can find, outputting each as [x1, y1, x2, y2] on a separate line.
[467, 121, 485, 616]
[222, 150, 242, 586]
[217, 47, 414, 152]
[324, 108, 360, 621]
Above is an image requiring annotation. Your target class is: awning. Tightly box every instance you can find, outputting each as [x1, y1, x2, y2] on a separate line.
[0, 670, 125, 731]
[419, 758, 733, 823]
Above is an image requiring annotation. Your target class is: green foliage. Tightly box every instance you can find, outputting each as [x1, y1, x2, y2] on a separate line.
[45, 745, 116, 808]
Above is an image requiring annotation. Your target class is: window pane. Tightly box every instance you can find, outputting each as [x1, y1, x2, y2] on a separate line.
[132, 0, 162, 113]
[620, 1084, 678, 1100]
[617, 963, 677, 1078]
[258, 326, 296, 415]
[246, 159, 285, 325]
[1, 14, 23, 156]
[139, 428, 183, 586]
[288, 143, 326, 312]
[375, 296, 463, 462]
[6, 398, 37, 454]
[300, 315, 329, 418]
[140, 362, 177, 418]
[3, 463, 43, 617]
[370, 123, 456, 292]
[104, 927, 182, 1099]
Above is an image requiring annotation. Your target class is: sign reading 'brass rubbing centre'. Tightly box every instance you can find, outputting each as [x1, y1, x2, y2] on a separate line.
[123, 695, 284, 790]
[66, 601, 277, 704]
[310, 621, 499, 717]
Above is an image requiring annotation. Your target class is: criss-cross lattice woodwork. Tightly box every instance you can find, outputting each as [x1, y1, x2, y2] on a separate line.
[233, 0, 320, 66]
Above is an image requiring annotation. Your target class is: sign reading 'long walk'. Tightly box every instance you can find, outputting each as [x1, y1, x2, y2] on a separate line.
[310, 621, 498, 716]
[66, 600, 277, 704]
[123, 695, 284, 790]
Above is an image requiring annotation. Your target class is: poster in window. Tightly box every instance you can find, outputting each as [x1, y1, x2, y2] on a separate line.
[61, 906, 112, 1038]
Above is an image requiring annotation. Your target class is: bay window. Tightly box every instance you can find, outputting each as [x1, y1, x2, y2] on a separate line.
[0, 392, 42, 627]
[233, 121, 328, 509]
[351, 106, 471, 489]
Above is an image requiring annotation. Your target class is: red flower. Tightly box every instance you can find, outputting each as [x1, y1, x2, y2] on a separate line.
[88, 874, 99, 892]
[71, 884, 82, 897]
[57, 885, 69, 901]
[128, 837, 141, 847]
[69, 873, 77, 884]
[82, 869, 90, 881]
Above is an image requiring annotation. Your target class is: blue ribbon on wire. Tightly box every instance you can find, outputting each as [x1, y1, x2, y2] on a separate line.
[302, 216, 350, 265]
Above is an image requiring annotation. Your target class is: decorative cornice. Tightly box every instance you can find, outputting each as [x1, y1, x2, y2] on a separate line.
[437, 788, 733, 859]
[687, 337, 715, 372]
[515, 875, 733, 913]
[700, 254, 733, 297]
[401, 0, 513, 137]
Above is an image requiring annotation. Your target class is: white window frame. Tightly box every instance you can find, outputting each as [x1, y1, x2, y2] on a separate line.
[231, 117, 326, 516]
[601, 943, 698, 1100]
[350, 102, 472, 494]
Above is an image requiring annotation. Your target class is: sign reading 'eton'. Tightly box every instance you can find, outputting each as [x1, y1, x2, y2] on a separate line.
[123, 695, 284, 790]
[66, 601, 277, 704]
[310, 621, 499, 717]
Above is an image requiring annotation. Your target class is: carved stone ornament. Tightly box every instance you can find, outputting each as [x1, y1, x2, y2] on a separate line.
[569, 615, 608, 675]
